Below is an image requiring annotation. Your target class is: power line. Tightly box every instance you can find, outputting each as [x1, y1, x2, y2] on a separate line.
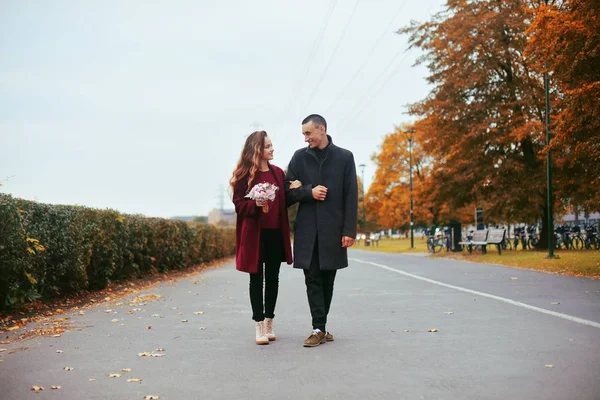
[339, 48, 412, 131]
[325, 0, 408, 114]
[303, 0, 361, 112]
[274, 0, 337, 132]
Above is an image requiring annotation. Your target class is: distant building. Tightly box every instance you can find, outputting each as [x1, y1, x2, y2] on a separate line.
[208, 208, 236, 225]
[562, 212, 600, 227]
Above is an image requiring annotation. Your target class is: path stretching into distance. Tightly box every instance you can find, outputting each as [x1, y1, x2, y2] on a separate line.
[1, 250, 599, 400]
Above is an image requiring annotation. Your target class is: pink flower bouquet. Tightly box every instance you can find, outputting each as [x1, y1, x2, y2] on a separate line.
[245, 182, 278, 213]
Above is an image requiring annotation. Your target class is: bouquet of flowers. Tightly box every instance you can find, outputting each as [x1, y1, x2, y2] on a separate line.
[245, 182, 279, 213]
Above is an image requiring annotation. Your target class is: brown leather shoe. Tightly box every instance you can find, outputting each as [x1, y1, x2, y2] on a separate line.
[303, 330, 326, 347]
[325, 331, 334, 342]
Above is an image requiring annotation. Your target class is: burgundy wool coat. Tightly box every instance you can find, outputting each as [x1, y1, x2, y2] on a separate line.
[232, 164, 293, 274]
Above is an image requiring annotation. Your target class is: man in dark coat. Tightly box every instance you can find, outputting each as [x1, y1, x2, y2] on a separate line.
[285, 114, 358, 347]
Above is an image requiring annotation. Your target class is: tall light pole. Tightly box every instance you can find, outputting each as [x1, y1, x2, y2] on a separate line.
[403, 128, 415, 249]
[359, 164, 366, 231]
[543, 0, 557, 259]
[544, 61, 556, 258]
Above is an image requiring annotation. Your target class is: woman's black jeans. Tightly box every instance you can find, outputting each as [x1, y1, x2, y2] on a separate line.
[249, 229, 283, 322]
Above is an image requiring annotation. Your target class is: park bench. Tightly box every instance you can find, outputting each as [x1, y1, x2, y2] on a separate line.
[458, 229, 488, 254]
[458, 228, 507, 255]
[483, 228, 506, 255]
[371, 233, 381, 247]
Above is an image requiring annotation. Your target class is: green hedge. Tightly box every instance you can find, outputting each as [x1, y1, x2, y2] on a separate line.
[0, 194, 235, 311]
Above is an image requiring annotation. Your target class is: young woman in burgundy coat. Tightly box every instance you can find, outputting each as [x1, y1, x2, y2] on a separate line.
[230, 130, 297, 345]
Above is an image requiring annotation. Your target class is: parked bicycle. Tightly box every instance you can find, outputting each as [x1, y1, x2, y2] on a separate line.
[584, 224, 599, 250]
[426, 228, 443, 253]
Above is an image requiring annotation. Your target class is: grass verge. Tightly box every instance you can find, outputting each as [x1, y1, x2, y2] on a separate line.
[358, 238, 600, 278]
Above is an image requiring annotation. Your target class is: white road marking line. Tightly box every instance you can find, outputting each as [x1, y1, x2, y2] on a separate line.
[349, 258, 600, 329]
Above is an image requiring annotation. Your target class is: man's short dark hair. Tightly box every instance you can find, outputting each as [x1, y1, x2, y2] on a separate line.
[302, 114, 327, 132]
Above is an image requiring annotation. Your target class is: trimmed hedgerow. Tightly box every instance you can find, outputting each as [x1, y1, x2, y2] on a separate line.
[0, 194, 235, 310]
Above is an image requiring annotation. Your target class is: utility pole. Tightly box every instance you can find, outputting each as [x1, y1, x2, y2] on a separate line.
[544, 0, 557, 259]
[404, 128, 415, 249]
[359, 164, 366, 231]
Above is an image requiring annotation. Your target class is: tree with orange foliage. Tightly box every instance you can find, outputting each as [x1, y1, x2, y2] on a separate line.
[526, 0, 600, 213]
[399, 0, 559, 246]
[368, 124, 474, 231]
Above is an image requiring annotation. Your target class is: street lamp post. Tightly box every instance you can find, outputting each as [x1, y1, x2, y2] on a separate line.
[359, 164, 366, 231]
[543, 0, 556, 259]
[544, 65, 556, 258]
[408, 131, 414, 249]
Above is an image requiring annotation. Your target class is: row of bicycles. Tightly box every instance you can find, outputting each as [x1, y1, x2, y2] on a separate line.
[509, 224, 599, 251]
[425, 223, 600, 253]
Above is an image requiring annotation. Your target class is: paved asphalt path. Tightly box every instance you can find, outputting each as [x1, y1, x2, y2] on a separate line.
[1, 249, 599, 400]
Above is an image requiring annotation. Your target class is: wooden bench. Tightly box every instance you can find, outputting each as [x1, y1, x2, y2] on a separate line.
[458, 229, 488, 253]
[459, 229, 506, 255]
[372, 233, 381, 247]
[484, 228, 506, 255]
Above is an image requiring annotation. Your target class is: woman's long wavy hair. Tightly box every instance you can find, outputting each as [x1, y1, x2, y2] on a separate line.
[230, 130, 268, 193]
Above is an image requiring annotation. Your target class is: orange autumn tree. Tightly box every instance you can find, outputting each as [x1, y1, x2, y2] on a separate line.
[400, 0, 556, 246]
[367, 123, 474, 232]
[367, 125, 432, 231]
[526, 0, 600, 213]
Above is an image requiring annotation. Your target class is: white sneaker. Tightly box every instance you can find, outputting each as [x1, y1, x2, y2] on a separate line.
[264, 318, 276, 341]
[255, 321, 269, 345]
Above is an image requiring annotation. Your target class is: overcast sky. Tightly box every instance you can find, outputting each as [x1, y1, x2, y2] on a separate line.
[1, 0, 444, 218]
